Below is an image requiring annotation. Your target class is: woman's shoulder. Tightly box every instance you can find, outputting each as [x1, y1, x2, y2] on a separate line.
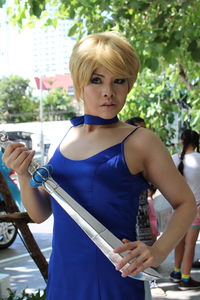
[187, 152, 200, 162]
[123, 126, 169, 174]
[123, 126, 167, 164]
[190, 152, 200, 157]
[125, 126, 160, 148]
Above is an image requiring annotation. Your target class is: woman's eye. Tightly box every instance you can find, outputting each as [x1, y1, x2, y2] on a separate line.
[90, 77, 102, 84]
[114, 78, 126, 84]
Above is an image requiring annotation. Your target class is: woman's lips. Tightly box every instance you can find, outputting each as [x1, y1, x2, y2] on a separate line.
[101, 103, 115, 107]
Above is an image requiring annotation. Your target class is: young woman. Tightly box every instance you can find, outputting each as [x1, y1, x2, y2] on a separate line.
[170, 129, 200, 290]
[2, 32, 196, 300]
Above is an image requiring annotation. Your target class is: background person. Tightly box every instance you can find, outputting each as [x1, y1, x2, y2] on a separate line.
[125, 116, 159, 243]
[170, 129, 200, 290]
[3, 32, 197, 300]
[147, 184, 160, 244]
[126, 117, 161, 296]
[192, 251, 200, 268]
[125, 116, 146, 128]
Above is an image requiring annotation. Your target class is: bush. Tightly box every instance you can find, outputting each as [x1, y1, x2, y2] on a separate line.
[1, 289, 46, 300]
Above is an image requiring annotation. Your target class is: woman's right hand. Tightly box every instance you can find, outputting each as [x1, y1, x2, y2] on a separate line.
[2, 143, 35, 176]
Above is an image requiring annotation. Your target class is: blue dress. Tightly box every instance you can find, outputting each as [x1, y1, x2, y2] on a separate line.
[46, 125, 149, 300]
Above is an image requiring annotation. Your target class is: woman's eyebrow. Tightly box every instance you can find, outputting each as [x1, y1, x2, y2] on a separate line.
[92, 73, 104, 77]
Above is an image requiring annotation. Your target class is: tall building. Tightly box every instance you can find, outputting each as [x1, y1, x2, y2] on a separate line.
[0, 2, 76, 80]
[32, 19, 76, 77]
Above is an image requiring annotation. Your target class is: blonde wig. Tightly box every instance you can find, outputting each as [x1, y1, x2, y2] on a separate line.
[69, 31, 140, 100]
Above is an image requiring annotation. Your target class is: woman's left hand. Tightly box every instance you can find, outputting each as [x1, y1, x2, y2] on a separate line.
[113, 239, 155, 278]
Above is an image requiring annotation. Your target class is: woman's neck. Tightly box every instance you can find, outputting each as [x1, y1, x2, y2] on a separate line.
[185, 145, 196, 154]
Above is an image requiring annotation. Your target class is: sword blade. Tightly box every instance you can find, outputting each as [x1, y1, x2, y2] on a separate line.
[44, 178, 161, 281]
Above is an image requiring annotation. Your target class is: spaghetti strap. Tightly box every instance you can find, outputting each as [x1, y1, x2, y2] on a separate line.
[48, 124, 73, 159]
[122, 127, 140, 143]
[59, 125, 73, 146]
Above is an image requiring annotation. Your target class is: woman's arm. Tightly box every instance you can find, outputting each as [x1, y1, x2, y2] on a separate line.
[2, 143, 52, 223]
[143, 130, 196, 259]
[114, 129, 196, 277]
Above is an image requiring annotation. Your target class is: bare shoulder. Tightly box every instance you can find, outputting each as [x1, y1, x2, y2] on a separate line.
[126, 127, 164, 153]
[124, 127, 171, 175]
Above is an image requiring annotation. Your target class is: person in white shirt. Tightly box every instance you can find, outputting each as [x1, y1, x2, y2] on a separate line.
[170, 129, 200, 290]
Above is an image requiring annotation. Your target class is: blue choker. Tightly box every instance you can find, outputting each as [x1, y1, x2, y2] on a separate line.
[70, 115, 119, 126]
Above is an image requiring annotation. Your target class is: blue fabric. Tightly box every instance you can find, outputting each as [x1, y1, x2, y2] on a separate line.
[0, 151, 22, 211]
[70, 114, 119, 126]
[46, 127, 149, 300]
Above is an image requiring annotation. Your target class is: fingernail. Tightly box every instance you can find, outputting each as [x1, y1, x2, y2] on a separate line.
[115, 264, 120, 270]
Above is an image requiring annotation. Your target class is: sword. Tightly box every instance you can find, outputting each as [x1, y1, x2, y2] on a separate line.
[0, 131, 162, 281]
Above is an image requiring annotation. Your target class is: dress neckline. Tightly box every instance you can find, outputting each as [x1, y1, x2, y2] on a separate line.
[57, 142, 143, 178]
[59, 141, 121, 162]
[58, 127, 139, 162]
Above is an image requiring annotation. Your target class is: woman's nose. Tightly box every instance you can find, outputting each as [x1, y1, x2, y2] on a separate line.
[102, 83, 114, 98]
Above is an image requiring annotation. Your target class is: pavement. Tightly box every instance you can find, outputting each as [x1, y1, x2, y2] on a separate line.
[0, 207, 200, 299]
[151, 238, 200, 299]
[151, 192, 200, 299]
[0, 217, 53, 297]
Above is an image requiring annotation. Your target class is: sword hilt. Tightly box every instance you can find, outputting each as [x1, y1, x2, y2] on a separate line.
[0, 130, 52, 187]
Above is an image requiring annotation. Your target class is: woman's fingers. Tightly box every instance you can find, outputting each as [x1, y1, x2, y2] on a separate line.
[15, 150, 35, 174]
[114, 240, 154, 277]
[2, 143, 35, 175]
[121, 252, 153, 278]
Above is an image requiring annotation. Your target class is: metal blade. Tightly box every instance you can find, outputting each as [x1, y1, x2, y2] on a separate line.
[44, 178, 162, 281]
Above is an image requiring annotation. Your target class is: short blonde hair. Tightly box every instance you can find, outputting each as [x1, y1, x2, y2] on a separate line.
[69, 32, 140, 100]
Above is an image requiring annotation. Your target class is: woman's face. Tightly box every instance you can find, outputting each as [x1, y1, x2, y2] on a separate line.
[82, 66, 129, 118]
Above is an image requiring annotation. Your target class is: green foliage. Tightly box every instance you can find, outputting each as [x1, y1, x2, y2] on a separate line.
[43, 87, 77, 120]
[120, 66, 200, 144]
[1, 0, 200, 142]
[1, 288, 45, 300]
[120, 68, 177, 144]
[0, 77, 78, 123]
[0, 76, 39, 123]
[3, 0, 200, 69]
[0, 0, 6, 7]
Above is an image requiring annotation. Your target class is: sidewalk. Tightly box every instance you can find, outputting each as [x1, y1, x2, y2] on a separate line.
[1, 238, 200, 299]
[0, 217, 53, 297]
[1, 217, 200, 299]
[151, 238, 200, 300]
[151, 192, 200, 299]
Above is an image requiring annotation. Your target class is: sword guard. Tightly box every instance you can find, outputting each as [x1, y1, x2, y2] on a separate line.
[30, 164, 53, 187]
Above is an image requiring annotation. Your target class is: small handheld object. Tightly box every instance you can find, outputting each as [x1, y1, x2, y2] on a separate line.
[0, 131, 162, 281]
